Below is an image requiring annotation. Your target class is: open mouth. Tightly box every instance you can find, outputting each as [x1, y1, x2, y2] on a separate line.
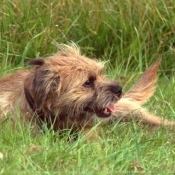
[96, 104, 116, 118]
[85, 103, 116, 118]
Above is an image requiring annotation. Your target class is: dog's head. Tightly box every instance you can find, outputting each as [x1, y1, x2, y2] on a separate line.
[26, 44, 122, 120]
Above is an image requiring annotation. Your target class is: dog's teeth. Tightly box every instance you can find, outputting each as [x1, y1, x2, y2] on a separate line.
[103, 108, 106, 113]
[104, 108, 109, 114]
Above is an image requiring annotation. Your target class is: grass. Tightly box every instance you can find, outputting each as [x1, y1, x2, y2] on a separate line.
[0, 0, 175, 174]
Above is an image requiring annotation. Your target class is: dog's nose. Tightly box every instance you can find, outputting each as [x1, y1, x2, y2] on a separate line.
[111, 85, 122, 97]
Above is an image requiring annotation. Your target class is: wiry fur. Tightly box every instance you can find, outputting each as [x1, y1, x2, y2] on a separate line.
[0, 44, 174, 141]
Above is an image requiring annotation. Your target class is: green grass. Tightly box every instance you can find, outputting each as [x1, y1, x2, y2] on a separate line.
[1, 0, 175, 174]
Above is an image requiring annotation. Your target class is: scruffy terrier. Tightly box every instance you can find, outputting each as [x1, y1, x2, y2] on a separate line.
[0, 43, 174, 141]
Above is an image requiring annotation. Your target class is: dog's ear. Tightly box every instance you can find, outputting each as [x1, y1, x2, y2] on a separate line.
[28, 58, 44, 66]
[32, 68, 61, 111]
[27, 58, 61, 112]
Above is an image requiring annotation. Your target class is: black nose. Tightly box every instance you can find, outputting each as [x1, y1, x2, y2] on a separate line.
[111, 85, 122, 97]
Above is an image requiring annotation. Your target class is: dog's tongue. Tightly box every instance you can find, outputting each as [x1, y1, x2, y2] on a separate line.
[106, 104, 116, 113]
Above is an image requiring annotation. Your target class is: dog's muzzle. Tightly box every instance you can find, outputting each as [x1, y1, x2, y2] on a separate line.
[85, 85, 122, 118]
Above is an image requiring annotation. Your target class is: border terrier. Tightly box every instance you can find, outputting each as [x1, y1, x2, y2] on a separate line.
[0, 43, 174, 141]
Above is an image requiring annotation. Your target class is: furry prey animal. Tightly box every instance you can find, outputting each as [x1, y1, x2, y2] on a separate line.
[0, 44, 174, 141]
[112, 59, 175, 127]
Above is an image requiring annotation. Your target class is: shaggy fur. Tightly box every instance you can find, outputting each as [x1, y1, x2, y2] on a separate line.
[0, 43, 174, 141]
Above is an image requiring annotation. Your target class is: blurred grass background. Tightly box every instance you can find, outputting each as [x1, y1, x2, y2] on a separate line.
[1, 0, 175, 74]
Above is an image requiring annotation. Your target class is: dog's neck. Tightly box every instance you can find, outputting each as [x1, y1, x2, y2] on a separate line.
[24, 87, 35, 111]
[24, 87, 55, 127]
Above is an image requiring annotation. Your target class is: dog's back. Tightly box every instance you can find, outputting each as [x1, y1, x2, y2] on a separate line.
[0, 70, 30, 120]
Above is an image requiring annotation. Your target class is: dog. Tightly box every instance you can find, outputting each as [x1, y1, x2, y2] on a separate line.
[0, 43, 174, 141]
[0, 43, 122, 141]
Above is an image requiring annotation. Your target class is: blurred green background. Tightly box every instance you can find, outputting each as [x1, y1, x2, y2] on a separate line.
[1, 0, 175, 74]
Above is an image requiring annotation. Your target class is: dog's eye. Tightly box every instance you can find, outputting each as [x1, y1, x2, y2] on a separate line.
[84, 80, 92, 87]
[83, 77, 95, 88]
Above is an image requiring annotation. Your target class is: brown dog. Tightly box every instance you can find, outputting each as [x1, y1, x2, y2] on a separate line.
[0, 43, 174, 141]
[0, 43, 122, 140]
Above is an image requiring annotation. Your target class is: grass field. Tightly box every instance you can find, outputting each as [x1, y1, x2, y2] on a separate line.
[1, 0, 175, 174]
